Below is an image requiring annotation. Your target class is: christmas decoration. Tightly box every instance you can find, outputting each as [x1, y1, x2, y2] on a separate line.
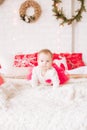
[19, 0, 41, 23]
[52, 0, 86, 25]
[0, 0, 5, 5]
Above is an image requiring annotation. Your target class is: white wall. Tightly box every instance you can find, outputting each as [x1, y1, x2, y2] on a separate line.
[0, 0, 87, 63]
[0, 0, 72, 54]
[72, 0, 87, 63]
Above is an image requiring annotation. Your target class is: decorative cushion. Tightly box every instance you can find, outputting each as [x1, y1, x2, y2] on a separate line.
[0, 75, 4, 86]
[13, 53, 37, 78]
[14, 53, 38, 67]
[60, 53, 85, 70]
[0, 53, 32, 77]
[53, 53, 68, 70]
[52, 63, 70, 85]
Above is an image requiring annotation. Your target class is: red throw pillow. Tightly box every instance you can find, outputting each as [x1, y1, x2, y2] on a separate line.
[0, 75, 5, 86]
[60, 53, 85, 70]
[52, 63, 70, 85]
[53, 53, 68, 70]
[14, 53, 38, 67]
[53, 53, 61, 60]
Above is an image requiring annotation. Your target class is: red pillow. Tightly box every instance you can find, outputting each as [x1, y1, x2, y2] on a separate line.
[0, 75, 5, 86]
[14, 53, 38, 67]
[60, 53, 85, 70]
[52, 63, 70, 85]
[53, 53, 68, 70]
[53, 53, 61, 60]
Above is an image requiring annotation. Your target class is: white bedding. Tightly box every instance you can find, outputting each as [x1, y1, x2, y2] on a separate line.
[0, 78, 87, 130]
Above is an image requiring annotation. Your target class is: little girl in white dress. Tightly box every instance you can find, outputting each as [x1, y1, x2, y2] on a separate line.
[31, 49, 60, 88]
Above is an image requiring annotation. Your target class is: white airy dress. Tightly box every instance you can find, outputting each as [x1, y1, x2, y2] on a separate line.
[31, 66, 59, 88]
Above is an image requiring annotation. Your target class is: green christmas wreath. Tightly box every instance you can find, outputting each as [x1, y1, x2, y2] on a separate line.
[52, 0, 86, 25]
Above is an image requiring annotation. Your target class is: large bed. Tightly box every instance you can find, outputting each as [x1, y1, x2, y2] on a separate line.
[0, 76, 87, 130]
[0, 52, 87, 130]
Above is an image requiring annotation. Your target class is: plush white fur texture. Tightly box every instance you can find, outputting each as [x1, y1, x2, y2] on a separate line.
[0, 78, 87, 130]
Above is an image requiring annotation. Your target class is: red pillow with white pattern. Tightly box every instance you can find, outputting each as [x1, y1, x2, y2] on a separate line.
[14, 53, 38, 67]
[60, 53, 85, 70]
[53, 53, 68, 70]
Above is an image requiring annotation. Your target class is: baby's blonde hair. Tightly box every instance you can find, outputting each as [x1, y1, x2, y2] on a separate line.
[38, 49, 53, 58]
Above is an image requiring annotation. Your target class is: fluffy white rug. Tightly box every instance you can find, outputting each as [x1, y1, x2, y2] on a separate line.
[0, 78, 87, 130]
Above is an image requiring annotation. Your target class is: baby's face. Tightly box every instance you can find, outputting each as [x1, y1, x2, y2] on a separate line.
[38, 53, 52, 70]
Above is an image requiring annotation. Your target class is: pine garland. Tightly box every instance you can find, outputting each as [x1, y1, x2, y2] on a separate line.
[52, 0, 86, 25]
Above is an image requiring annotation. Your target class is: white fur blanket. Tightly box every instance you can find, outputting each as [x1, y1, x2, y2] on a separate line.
[0, 78, 87, 130]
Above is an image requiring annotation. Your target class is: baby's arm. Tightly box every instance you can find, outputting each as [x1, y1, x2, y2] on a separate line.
[31, 67, 39, 87]
[51, 69, 60, 89]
